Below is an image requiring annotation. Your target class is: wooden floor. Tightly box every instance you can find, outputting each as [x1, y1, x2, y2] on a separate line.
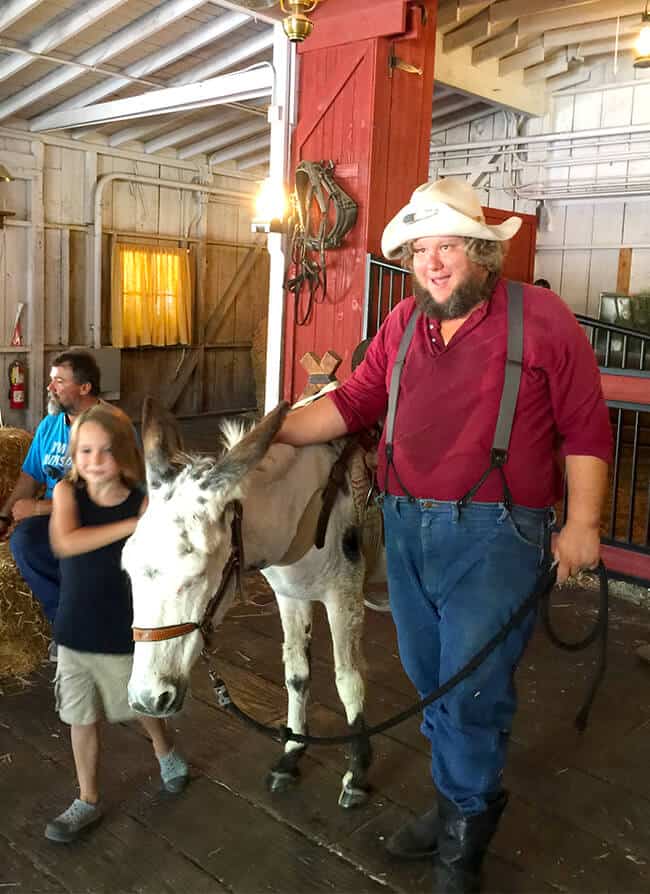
[1, 416, 650, 893]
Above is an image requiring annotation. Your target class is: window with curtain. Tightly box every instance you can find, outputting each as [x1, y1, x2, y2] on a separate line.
[111, 243, 192, 347]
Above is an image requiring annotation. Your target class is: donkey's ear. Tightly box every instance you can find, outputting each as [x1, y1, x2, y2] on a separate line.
[210, 401, 290, 490]
[141, 396, 184, 484]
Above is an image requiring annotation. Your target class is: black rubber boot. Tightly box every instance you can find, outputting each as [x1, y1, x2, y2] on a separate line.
[432, 792, 508, 893]
[385, 804, 440, 860]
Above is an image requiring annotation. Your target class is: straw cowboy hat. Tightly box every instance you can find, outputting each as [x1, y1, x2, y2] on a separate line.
[381, 178, 522, 260]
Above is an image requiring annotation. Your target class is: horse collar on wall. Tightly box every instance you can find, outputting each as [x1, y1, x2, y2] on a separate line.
[285, 160, 358, 326]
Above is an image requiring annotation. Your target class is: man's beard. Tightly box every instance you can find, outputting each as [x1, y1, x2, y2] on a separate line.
[414, 272, 496, 321]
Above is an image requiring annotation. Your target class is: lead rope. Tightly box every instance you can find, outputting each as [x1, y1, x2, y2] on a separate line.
[204, 561, 609, 745]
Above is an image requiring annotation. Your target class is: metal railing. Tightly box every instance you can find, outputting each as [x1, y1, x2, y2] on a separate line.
[575, 314, 650, 371]
[363, 254, 650, 577]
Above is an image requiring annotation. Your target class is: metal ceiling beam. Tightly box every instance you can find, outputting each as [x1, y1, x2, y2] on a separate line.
[30, 68, 274, 131]
[171, 30, 273, 85]
[0, 0, 205, 123]
[0, 0, 128, 82]
[208, 132, 270, 165]
[178, 117, 269, 159]
[29, 10, 250, 129]
[0, 0, 44, 33]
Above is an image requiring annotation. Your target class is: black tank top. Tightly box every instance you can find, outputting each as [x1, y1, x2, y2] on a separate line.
[54, 483, 145, 654]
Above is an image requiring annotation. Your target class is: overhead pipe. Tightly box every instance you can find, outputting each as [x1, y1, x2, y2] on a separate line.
[91, 172, 254, 348]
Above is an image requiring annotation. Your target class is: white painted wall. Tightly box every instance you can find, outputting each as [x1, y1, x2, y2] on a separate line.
[429, 58, 650, 316]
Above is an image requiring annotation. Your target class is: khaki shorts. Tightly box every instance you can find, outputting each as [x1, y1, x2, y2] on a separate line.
[54, 646, 137, 725]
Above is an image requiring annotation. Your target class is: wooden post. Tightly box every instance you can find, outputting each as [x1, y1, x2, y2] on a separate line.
[282, 0, 437, 402]
[616, 247, 632, 295]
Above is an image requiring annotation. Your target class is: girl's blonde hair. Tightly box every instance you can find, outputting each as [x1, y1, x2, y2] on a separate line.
[68, 404, 144, 488]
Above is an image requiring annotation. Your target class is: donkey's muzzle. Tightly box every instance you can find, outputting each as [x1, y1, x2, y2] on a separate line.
[128, 680, 186, 717]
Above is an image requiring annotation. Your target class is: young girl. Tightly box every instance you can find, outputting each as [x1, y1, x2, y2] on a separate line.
[46, 404, 188, 843]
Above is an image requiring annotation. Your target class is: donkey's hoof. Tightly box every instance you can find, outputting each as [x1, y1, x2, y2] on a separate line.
[338, 784, 369, 809]
[266, 767, 300, 794]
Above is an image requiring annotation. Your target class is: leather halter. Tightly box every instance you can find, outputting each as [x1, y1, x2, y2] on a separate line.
[132, 501, 245, 645]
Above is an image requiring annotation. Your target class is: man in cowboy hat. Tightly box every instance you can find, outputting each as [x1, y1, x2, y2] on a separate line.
[275, 178, 612, 892]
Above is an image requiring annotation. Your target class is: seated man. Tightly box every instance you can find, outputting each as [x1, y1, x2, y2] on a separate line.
[0, 350, 102, 658]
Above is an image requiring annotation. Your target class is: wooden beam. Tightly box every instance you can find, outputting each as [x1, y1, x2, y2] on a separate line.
[576, 34, 637, 58]
[204, 246, 262, 343]
[435, 31, 546, 116]
[437, 0, 492, 33]
[523, 51, 568, 84]
[160, 350, 200, 411]
[443, 8, 492, 53]
[30, 68, 274, 132]
[491, 0, 602, 24]
[498, 40, 544, 77]
[27, 141, 45, 430]
[0, 0, 44, 32]
[616, 248, 632, 295]
[518, 0, 645, 38]
[543, 14, 642, 51]
[472, 25, 519, 65]
[546, 66, 592, 92]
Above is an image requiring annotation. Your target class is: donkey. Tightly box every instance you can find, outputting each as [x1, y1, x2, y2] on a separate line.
[124, 399, 373, 808]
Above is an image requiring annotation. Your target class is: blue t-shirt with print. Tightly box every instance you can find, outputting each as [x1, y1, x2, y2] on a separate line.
[22, 412, 72, 498]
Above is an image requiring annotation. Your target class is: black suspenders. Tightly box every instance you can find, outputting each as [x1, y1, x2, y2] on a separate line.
[381, 280, 525, 510]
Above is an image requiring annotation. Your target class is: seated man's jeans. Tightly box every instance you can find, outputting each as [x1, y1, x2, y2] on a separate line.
[10, 515, 60, 625]
[382, 497, 552, 816]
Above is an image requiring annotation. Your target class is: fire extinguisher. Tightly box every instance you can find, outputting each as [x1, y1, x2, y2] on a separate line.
[8, 359, 26, 409]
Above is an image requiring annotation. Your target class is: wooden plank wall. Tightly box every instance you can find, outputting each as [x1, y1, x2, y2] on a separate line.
[430, 57, 650, 316]
[0, 134, 267, 432]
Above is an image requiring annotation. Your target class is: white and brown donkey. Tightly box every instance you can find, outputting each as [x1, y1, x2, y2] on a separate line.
[124, 399, 373, 807]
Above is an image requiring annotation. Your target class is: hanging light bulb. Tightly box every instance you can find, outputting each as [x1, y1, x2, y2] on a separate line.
[634, 2, 650, 68]
[251, 178, 289, 234]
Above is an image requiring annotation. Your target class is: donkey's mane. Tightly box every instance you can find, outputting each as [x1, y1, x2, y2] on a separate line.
[220, 417, 252, 450]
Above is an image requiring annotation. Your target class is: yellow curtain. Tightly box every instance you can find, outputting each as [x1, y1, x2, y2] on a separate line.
[111, 244, 192, 347]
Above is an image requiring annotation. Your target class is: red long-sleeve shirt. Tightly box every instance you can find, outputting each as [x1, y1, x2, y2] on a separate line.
[330, 279, 613, 508]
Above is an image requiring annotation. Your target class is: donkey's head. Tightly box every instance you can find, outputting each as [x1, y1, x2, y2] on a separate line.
[125, 398, 289, 717]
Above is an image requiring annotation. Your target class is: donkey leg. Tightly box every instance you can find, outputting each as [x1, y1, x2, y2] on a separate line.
[266, 595, 313, 794]
[324, 586, 372, 809]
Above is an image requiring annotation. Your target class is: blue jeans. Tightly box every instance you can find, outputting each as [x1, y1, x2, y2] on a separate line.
[10, 515, 60, 625]
[382, 497, 552, 815]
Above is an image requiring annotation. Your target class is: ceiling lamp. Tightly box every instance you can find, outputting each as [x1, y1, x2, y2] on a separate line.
[634, 2, 650, 68]
[0, 163, 13, 182]
[281, 0, 321, 43]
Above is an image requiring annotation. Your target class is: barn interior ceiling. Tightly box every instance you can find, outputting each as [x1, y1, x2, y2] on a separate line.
[0, 0, 647, 174]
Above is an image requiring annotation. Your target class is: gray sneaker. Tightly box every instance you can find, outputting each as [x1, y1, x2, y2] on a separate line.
[158, 749, 189, 794]
[45, 799, 103, 843]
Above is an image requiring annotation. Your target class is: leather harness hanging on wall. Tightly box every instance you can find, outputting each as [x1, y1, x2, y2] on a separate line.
[285, 160, 358, 326]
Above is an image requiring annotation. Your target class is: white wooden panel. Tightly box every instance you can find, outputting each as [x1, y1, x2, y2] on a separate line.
[0, 230, 6, 344]
[60, 148, 86, 223]
[564, 204, 594, 247]
[559, 250, 590, 314]
[533, 251, 563, 296]
[586, 249, 620, 317]
[629, 250, 650, 295]
[592, 203, 624, 245]
[600, 86, 633, 127]
[536, 204, 566, 248]
[3, 226, 28, 343]
[631, 82, 650, 125]
[623, 203, 650, 244]
[44, 228, 62, 346]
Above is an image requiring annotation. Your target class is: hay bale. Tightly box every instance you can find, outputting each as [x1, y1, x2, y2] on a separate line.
[0, 426, 47, 679]
[0, 426, 32, 506]
[0, 541, 48, 678]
